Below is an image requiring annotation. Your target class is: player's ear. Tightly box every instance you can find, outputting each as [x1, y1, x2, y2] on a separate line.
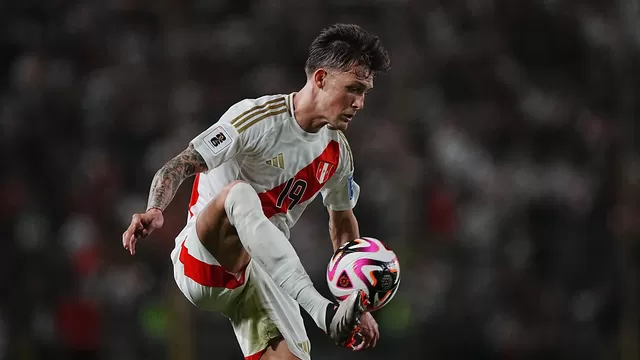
[313, 69, 327, 89]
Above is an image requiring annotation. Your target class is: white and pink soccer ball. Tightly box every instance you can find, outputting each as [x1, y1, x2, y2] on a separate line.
[326, 237, 400, 312]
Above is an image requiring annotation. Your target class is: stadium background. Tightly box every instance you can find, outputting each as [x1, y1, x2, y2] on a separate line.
[1, 0, 639, 359]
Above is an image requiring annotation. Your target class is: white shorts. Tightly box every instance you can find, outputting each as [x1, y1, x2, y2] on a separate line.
[170, 222, 311, 360]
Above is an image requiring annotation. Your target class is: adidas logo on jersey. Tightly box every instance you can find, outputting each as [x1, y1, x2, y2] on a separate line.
[266, 153, 285, 169]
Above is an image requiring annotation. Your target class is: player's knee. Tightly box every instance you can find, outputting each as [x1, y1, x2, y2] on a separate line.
[195, 183, 251, 244]
[225, 179, 248, 191]
[200, 180, 259, 233]
[216, 180, 248, 204]
[209, 181, 247, 212]
[223, 181, 261, 221]
[226, 180, 256, 197]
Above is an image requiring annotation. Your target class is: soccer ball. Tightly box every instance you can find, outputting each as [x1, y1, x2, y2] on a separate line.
[327, 237, 400, 312]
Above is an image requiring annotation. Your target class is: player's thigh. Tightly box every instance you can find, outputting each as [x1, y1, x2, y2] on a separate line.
[172, 224, 247, 313]
[261, 337, 301, 360]
[195, 180, 249, 273]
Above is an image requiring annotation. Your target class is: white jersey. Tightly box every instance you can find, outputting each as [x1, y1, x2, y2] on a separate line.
[186, 93, 360, 239]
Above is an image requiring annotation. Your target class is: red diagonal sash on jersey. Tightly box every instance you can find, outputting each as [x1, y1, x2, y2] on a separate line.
[259, 140, 340, 218]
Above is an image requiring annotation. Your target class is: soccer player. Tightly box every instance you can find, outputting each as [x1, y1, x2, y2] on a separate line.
[122, 23, 390, 360]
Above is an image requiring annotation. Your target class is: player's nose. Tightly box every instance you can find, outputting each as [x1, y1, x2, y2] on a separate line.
[351, 95, 365, 110]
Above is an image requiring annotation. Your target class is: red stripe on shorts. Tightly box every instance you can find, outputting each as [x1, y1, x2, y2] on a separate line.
[179, 241, 245, 289]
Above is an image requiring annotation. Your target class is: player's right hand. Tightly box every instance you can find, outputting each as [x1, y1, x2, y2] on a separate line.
[352, 311, 379, 351]
[122, 208, 164, 255]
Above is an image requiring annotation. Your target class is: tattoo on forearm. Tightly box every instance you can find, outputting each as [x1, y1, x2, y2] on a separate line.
[146, 144, 208, 211]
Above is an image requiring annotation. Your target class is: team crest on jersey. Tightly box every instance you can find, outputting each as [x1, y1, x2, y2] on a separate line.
[315, 161, 334, 184]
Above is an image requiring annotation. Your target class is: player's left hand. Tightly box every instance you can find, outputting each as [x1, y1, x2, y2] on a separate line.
[352, 312, 379, 351]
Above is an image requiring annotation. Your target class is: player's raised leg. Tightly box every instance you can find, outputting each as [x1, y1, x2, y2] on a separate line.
[195, 180, 366, 346]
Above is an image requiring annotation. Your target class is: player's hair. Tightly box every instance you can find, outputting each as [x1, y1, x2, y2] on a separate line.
[304, 23, 391, 78]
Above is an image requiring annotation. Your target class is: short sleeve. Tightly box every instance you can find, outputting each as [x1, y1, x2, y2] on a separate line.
[321, 172, 360, 211]
[191, 120, 244, 171]
[320, 133, 360, 211]
[190, 97, 286, 171]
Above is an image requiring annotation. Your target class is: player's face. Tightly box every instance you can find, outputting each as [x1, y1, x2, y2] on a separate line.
[317, 66, 374, 130]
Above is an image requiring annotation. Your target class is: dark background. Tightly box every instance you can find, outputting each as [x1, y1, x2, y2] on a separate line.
[1, 0, 639, 359]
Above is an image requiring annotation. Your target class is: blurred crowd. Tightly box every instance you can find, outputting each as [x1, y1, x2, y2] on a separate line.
[1, 0, 639, 359]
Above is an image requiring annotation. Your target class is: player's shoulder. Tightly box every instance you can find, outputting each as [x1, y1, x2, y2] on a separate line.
[223, 94, 290, 135]
[326, 128, 354, 172]
[326, 128, 349, 148]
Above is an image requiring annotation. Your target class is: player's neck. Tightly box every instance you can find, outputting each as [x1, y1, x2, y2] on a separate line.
[292, 88, 328, 133]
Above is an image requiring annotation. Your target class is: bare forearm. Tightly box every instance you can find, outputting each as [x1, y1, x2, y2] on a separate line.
[329, 210, 360, 251]
[146, 167, 187, 211]
[146, 144, 208, 211]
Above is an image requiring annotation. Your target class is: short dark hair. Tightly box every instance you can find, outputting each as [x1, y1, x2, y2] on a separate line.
[304, 23, 391, 78]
